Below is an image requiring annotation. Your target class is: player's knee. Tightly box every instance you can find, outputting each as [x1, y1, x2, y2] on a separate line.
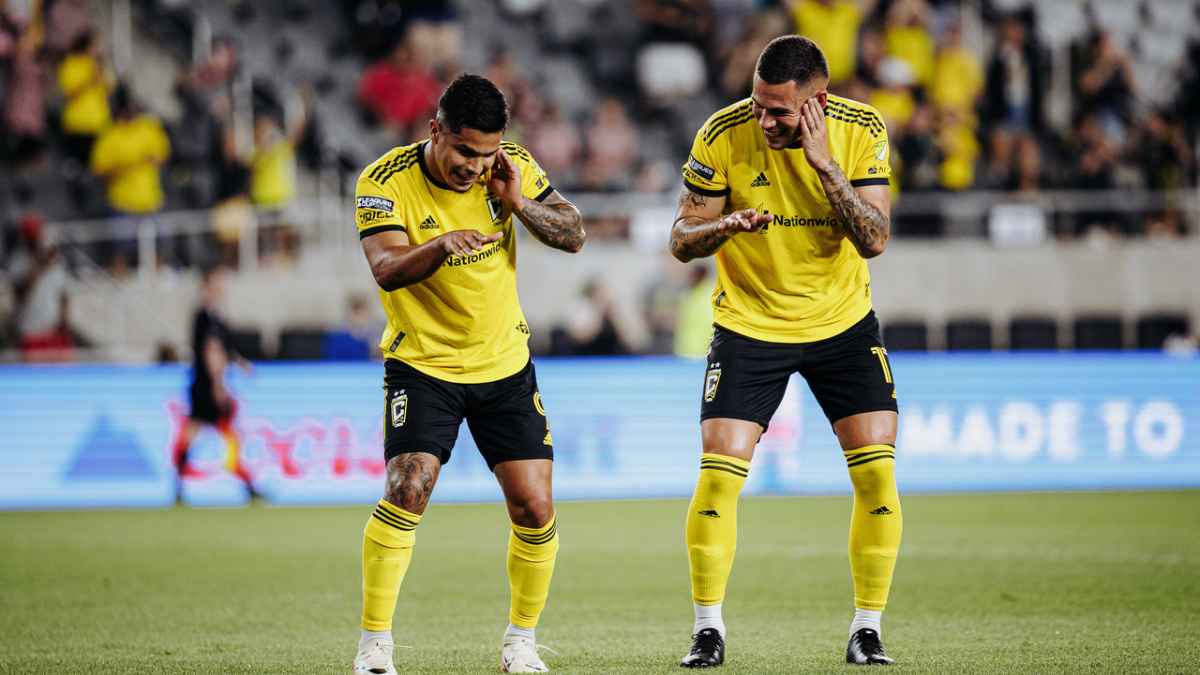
[848, 458, 895, 495]
[383, 453, 439, 514]
[507, 494, 554, 529]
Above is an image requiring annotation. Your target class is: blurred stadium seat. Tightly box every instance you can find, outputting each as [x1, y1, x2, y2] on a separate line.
[1008, 315, 1059, 351]
[945, 317, 994, 351]
[1074, 315, 1125, 351]
[881, 320, 928, 352]
[1136, 312, 1191, 350]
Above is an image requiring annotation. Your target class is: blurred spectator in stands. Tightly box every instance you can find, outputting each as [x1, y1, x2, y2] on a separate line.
[250, 91, 308, 210]
[1011, 135, 1043, 195]
[179, 34, 238, 99]
[358, 38, 440, 142]
[674, 265, 713, 358]
[884, 0, 934, 89]
[1144, 210, 1186, 240]
[787, 0, 876, 86]
[397, 0, 462, 77]
[210, 125, 254, 267]
[551, 279, 632, 356]
[525, 102, 581, 189]
[2, 19, 47, 165]
[983, 13, 1047, 142]
[640, 254, 689, 354]
[90, 85, 171, 217]
[719, 9, 788, 99]
[871, 58, 916, 134]
[173, 36, 239, 208]
[324, 293, 381, 361]
[7, 215, 79, 362]
[43, 0, 91, 55]
[1134, 109, 1192, 190]
[581, 98, 638, 191]
[1070, 112, 1122, 236]
[936, 107, 980, 191]
[931, 18, 982, 117]
[1073, 30, 1135, 129]
[854, 24, 885, 88]
[58, 31, 111, 165]
[635, 0, 713, 47]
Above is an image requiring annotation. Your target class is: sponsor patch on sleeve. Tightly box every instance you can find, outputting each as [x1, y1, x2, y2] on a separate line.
[356, 196, 394, 212]
[687, 155, 716, 181]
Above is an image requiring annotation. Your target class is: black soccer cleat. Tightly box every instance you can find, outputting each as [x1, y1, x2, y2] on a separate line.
[680, 628, 725, 668]
[846, 628, 895, 665]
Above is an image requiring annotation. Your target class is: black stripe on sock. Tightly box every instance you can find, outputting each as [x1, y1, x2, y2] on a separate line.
[846, 453, 896, 468]
[699, 464, 749, 478]
[375, 505, 418, 527]
[373, 509, 416, 531]
[513, 521, 557, 545]
[700, 457, 750, 473]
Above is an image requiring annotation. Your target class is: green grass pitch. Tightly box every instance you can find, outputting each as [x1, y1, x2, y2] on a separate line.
[2, 491, 1198, 673]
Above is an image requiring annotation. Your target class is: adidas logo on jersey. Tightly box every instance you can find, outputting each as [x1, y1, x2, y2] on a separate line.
[750, 172, 771, 187]
[419, 215, 439, 230]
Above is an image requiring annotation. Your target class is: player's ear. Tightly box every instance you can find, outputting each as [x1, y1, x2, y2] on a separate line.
[815, 91, 828, 109]
[429, 118, 440, 143]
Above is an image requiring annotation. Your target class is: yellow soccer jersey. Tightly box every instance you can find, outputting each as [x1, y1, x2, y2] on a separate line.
[355, 140, 554, 383]
[680, 95, 892, 343]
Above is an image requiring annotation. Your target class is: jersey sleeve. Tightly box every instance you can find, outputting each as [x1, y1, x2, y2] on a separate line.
[502, 142, 555, 202]
[680, 120, 730, 197]
[846, 114, 892, 188]
[354, 169, 405, 240]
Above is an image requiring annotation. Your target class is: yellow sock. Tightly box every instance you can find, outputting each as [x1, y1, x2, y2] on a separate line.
[361, 500, 421, 631]
[686, 453, 750, 606]
[507, 515, 559, 629]
[845, 444, 902, 611]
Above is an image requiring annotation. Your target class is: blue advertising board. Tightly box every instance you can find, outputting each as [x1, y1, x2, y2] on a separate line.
[0, 354, 1196, 509]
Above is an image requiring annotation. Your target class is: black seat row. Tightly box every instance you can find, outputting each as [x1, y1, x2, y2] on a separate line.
[882, 313, 1192, 351]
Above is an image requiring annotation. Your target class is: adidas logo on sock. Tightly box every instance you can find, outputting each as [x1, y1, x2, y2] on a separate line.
[419, 215, 439, 229]
[698, 509, 721, 518]
[750, 172, 770, 187]
[869, 506, 893, 515]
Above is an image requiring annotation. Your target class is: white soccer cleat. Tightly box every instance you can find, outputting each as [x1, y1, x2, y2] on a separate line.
[353, 636, 397, 675]
[500, 634, 549, 673]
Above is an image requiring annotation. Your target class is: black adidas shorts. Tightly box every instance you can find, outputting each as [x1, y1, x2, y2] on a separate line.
[383, 359, 553, 470]
[700, 311, 898, 428]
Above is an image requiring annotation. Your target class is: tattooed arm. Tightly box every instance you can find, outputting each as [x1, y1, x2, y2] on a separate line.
[516, 190, 586, 253]
[489, 149, 585, 253]
[815, 164, 891, 258]
[670, 187, 771, 262]
[797, 98, 892, 258]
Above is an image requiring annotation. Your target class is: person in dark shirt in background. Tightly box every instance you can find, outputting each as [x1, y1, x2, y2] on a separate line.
[170, 265, 255, 500]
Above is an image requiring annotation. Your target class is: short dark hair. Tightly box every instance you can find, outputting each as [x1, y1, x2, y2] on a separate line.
[756, 35, 829, 87]
[437, 74, 508, 134]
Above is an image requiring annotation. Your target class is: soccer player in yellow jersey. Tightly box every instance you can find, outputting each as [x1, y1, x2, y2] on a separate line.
[672, 36, 901, 667]
[350, 74, 585, 674]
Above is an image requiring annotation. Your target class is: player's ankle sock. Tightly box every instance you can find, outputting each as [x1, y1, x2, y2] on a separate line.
[845, 445, 902, 614]
[693, 601, 726, 637]
[849, 608, 882, 636]
[360, 629, 392, 644]
[504, 624, 535, 640]
[507, 515, 559, 629]
[686, 453, 750, 608]
[361, 500, 421, 632]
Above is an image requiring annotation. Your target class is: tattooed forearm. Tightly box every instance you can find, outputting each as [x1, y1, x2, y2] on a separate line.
[517, 199, 586, 253]
[815, 162, 890, 258]
[670, 189, 733, 262]
[384, 453, 440, 514]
